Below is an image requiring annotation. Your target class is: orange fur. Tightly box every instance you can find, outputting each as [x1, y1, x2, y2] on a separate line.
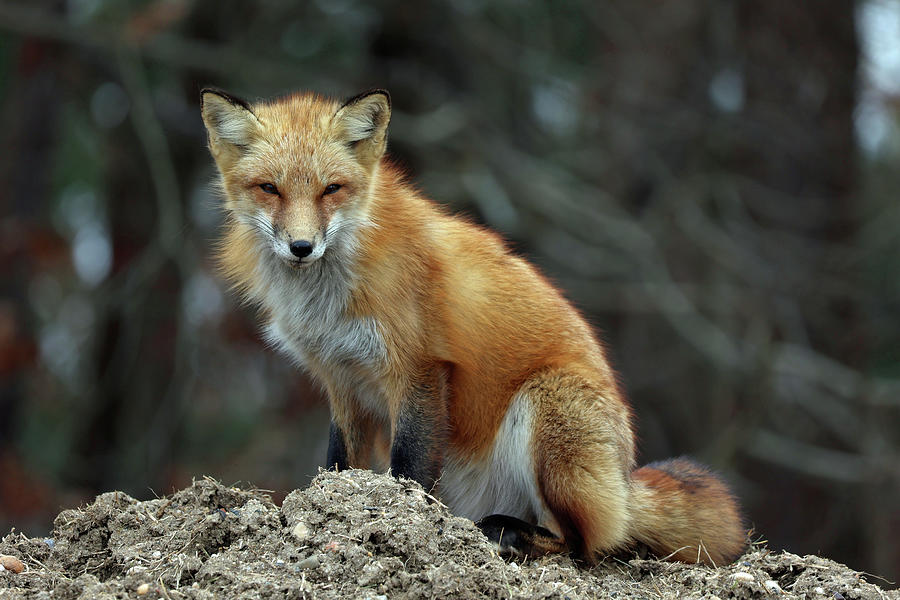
[200, 88, 747, 566]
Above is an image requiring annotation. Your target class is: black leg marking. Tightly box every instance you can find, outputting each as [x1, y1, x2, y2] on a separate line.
[476, 514, 566, 558]
[391, 404, 442, 490]
[326, 421, 349, 471]
[390, 372, 448, 490]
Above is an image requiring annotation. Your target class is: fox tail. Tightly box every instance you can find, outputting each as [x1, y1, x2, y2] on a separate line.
[628, 457, 747, 565]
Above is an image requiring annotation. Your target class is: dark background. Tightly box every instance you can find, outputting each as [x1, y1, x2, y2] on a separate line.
[1, 0, 898, 585]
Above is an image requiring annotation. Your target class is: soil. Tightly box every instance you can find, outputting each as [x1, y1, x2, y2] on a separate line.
[1, 469, 896, 599]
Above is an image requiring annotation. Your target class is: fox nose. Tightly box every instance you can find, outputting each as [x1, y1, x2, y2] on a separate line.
[289, 240, 313, 258]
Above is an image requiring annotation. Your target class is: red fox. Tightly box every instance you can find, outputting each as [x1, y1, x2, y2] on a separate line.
[200, 88, 746, 565]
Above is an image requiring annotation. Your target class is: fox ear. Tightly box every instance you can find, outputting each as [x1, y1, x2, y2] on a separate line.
[333, 89, 391, 167]
[200, 88, 261, 158]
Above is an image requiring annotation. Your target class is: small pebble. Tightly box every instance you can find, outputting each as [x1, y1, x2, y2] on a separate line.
[833, 593, 845, 600]
[297, 555, 320, 570]
[0, 555, 24, 574]
[291, 521, 310, 541]
[731, 572, 754, 583]
[136, 583, 150, 595]
[151, 550, 162, 559]
[814, 588, 825, 595]
[764, 580, 784, 594]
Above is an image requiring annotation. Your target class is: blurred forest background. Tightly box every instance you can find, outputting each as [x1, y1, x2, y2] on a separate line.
[0, 0, 898, 585]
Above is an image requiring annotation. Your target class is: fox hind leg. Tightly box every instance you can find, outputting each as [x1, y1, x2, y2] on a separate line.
[469, 370, 635, 561]
[528, 369, 636, 561]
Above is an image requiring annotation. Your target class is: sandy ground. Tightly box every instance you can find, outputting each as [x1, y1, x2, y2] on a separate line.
[1, 469, 896, 599]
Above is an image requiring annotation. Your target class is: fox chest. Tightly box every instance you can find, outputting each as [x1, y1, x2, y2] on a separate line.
[258, 263, 391, 414]
[267, 311, 386, 368]
[265, 309, 389, 405]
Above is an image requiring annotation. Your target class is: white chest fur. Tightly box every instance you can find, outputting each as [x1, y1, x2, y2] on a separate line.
[256, 252, 388, 391]
[265, 312, 385, 372]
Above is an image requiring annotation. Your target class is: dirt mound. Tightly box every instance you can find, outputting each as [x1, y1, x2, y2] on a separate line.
[1, 470, 895, 599]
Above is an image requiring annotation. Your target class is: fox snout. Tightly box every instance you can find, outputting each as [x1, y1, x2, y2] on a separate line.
[275, 230, 325, 266]
[289, 240, 314, 258]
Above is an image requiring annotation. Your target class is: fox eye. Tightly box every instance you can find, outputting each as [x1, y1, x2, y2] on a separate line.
[259, 183, 279, 195]
[323, 184, 342, 195]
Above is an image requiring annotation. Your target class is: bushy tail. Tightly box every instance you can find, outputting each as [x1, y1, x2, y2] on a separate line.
[629, 457, 747, 566]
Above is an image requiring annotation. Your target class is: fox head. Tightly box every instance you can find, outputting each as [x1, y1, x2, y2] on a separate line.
[200, 88, 390, 271]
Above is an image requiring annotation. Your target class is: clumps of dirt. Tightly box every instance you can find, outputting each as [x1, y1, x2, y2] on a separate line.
[1, 469, 896, 599]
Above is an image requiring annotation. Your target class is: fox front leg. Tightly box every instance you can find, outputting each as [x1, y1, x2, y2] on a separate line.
[326, 413, 381, 471]
[325, 383, 379, 471]
[390, 367, 448, 491]
[326, 421, 349, 471]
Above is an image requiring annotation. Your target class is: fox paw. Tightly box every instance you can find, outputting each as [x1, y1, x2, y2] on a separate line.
[476, 514, 566, 559]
